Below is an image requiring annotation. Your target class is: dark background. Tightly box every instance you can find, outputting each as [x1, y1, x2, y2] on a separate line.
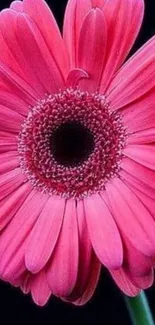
[0, 0, 155, 324]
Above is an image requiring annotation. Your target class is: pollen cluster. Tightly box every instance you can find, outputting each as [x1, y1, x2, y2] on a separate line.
[18, 88, 126, 198]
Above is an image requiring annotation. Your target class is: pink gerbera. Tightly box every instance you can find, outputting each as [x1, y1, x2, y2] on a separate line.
[0, 0, 155, 306]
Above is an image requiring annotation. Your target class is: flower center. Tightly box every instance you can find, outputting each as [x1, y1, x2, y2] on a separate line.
[18, 88, 126, 199]
[50, 121, 95, 167]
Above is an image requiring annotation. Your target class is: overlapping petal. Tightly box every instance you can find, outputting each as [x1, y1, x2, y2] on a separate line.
[47, 200, 79, 297]
[123, 145, 155, 170]
[23, 0, 69, 78]
[0, 61, 37, 106]
[0, 136, 17, 153]
[106, 178, 155, 257]
[0, 105, 24, 133]
[0, 10, 43, 99]
[100, 0, 144, 91]
[0, 191, 48, 280]
[73, 254, 101, 306]
[0, 0, 69, 98]
[25, 197, 65, 273]
[84, 193, 123, 269]
[10, 1, 23, 12]
[0, 183, 31, 231]
[110, 269, 141, 297]
[16, 13, 64, 94]
[107, 37, 155, 111]
[121, 158, 155, 190]
[63, 201, 94, 301]
[127, 128, 155, 145]
[77, 8, 107, 91]
[63, 0, 91, 68]
[31, 270, 51, 307]
[64, 0, 144, 91]
[0, 168, 26, 200]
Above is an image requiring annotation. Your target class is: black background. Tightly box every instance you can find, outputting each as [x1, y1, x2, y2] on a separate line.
[0, 0, 155, 324]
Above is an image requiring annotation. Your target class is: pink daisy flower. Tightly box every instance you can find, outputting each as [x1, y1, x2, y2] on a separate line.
[0, 0, 155, 307]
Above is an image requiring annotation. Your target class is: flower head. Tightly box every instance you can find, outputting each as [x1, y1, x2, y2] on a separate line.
[0, 0, 155, 306]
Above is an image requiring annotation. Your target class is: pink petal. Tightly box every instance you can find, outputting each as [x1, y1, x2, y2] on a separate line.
[127, 128, 155, 145]
[122, 100, 155, 134]
[16, 13, 64, 94]
[120, 85, 155, 119]
[0, 10, 42, 100]
[64, 253, 101, 306]
[20, 272, 31, 294]
[0, 138, 15, 152]
[100, 0, 144, 92]
[120, 169, 155, 200]
[91, 0, 104, 7]
[110, 268, 141, 297]
[64, 200, 93, 301]
[0, 242, 26, 281]
[25, 197, 65, 273]
[0, 131, 17, 139]
[0, 182, 31, 231]
[124, 145, 155, 170]
[84, 193, 123, 269]
[0, 152, 19, 173]
[73, 254, 101, 306]
[0, 168, 26, 200]
[47, 199, 79, 297]
[107, 36, 155, 110]
[66, 68, 89, 88]
[127, 270, 154, 290]
[63, 0, 91, 68]
[0, 105, 24, 133]
[0, 136, 17, 153]
[123, 178, 155, 221]
[121, 157, 155, 190]
[11, 271, 27, 287]
[0, 11, 25, 83]
[23, 0, 69, 79]
[0, 61, 37, 106]
[106, 177, 155, 257]
[10, 1, 23, 12]
[31, 270, 51, 307]
[0, 89, 31, 116]
[123, 236, 152, 277]
[0, 191, 48, 281]
[75, 201, 93, 290]
[78, 8, 107, 92]
[63, 0, 144, 78]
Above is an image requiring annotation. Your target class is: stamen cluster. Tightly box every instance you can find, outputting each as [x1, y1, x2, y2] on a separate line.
[18, 88, 126, 198]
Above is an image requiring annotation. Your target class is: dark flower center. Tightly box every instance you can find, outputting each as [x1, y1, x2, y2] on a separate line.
[18, 88, 126, 199]
[50, 121, 95, 167]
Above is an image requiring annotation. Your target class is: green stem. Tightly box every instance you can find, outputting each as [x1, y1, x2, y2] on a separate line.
[124, 291, 155, 325]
